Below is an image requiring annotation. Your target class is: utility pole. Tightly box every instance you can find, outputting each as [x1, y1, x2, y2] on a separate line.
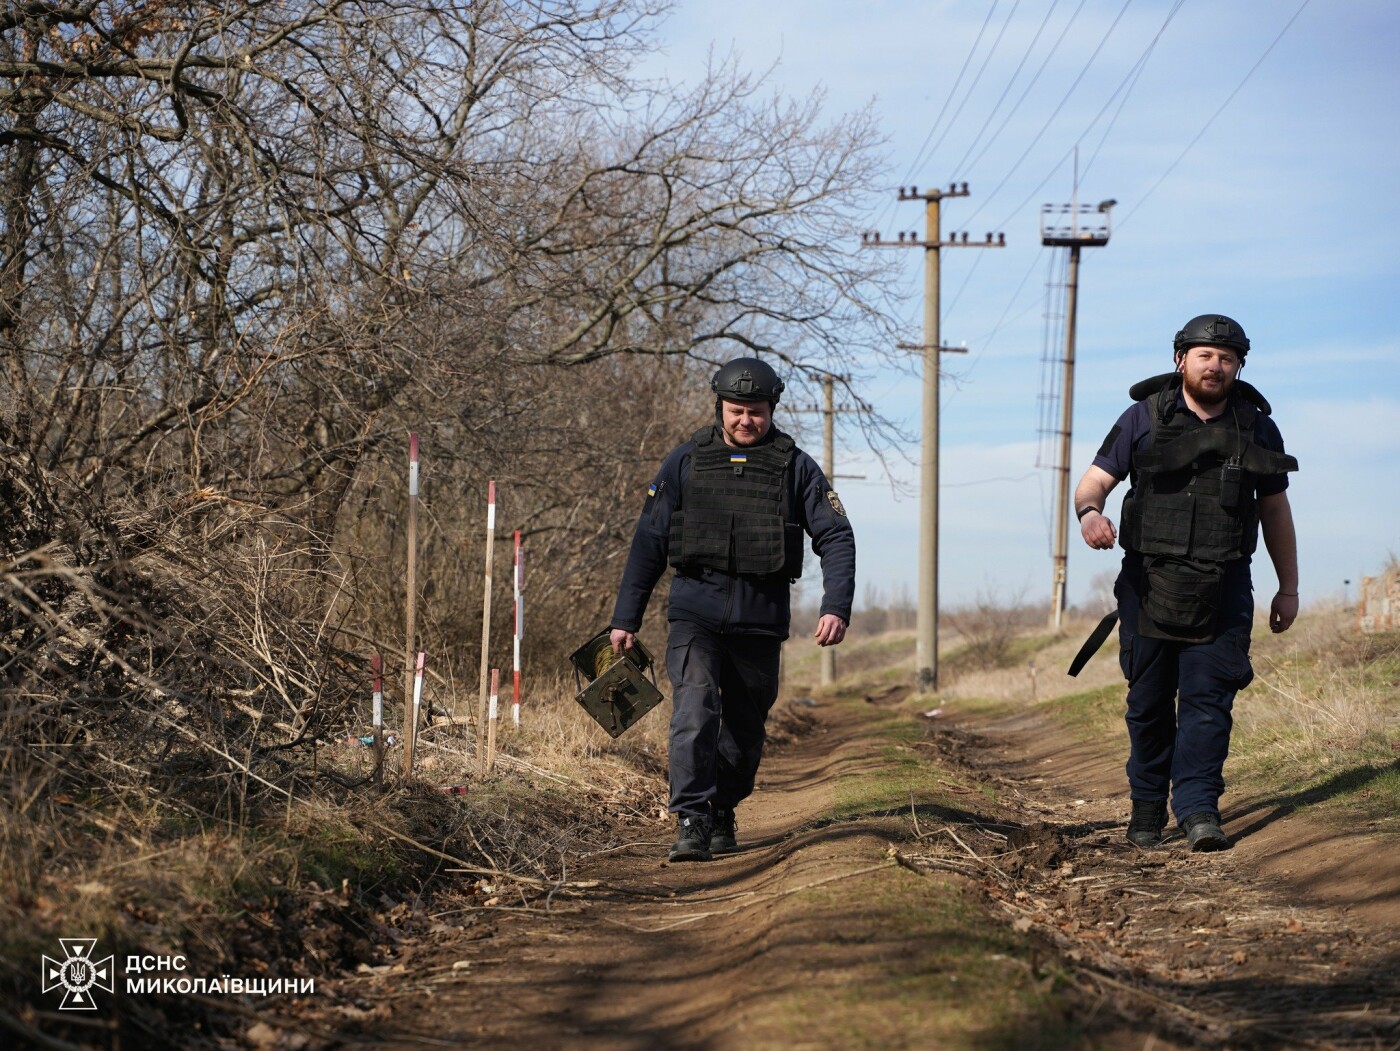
[791, 373, 867, 687]
[863, 183, 1004, 691]
[1040, 197, 1112, 631]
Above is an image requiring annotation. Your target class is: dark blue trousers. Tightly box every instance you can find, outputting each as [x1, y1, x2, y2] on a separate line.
[664, 620, 782, 818]
[1116, 561, 1256, 824]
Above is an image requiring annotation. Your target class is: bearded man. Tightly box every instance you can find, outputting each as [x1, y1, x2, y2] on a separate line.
[1073, 314, 1299, 851]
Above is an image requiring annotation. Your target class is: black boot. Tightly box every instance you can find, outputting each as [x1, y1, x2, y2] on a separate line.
[1181, 812, 1229, 852]
[669, 814, 713, 862]
[1126, 799, 1168, 848]
[710, 808, 739, 855]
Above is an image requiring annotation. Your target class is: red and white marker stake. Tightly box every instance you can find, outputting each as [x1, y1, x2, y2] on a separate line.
[372, 653, 384, 786]
[402, 433, 420, 778]
[512, 530, 523, 730]
[475, 481, 497, 777]
[487, 668, 500, 773]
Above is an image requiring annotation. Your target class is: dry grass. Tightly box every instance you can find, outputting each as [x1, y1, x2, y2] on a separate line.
[0, 604, 670, 1049]
[782, 615, 1105, 706]
[793, 598, 1400, 831]
[1230, 607, 1400, 813]
[8, 542, 1393, 1050]
[1243, 606, 1398, 744]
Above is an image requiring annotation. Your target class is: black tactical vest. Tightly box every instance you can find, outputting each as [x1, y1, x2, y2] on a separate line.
[1117, 374, 1299, 642]
[1118, 374, 1298, 563]
[668, 426, 804, 579]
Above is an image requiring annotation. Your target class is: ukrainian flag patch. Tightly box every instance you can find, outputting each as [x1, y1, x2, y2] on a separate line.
[647, 483, 657, 497]
[729, 454, 748, 464]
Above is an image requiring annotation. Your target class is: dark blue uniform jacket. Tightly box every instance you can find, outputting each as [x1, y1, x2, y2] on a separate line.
[610, 428, 856, 639]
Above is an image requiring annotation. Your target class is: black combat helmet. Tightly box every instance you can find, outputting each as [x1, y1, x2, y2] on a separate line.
[1173, 314, 1250, 361]
[711, 357, 785, 404]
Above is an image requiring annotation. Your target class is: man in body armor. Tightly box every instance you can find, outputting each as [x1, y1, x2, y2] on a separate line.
[610, 358, 855, 861]
[1074, 314, 1299, 851]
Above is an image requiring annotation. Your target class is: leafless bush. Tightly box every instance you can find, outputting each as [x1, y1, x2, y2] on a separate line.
[855, 582, 918, 635]
[944, 587, 1042, 670]
[0, 14, 904, 1042]
[0, 4, 900, 957]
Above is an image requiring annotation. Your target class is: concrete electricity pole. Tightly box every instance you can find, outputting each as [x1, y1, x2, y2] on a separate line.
[1040, 198, 1112, 631]
[792, 372, 867, 686]
[863, 183, 1004, 690]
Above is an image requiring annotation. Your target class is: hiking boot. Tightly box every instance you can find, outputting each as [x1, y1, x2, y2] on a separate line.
[1126, 799, 1168, 848]
[1182, 812, 1229, 852]
[710, 808, 739, 855]
[668, 814, 713, 862]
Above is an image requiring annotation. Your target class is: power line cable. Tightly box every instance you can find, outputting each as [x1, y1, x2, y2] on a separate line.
[962, 1, 1090, 181]
[1117, 0, 1312, 231]
[868, 2, 1003, 236]
[1036, 248, 1071, 469]
[945, 471, 1040, 488]
[1080, 0, 1185, 180]
[944, 249, 986, 318]
[898, 1, 1002, 184]
[920, 0, 1026, 180]
[949, 0, 1071, 181]
[960, 0, 1135, 231]
[941, 245, 1048, 410]
[981, 0, 1184, 232]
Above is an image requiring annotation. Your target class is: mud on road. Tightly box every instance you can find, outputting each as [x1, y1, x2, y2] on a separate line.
[301, 695, 1400, 1051]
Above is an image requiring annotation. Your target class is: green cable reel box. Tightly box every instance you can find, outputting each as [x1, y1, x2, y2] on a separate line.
[568, 631, 665, 738]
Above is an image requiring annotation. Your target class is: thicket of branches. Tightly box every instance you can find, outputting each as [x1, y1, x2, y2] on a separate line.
[0, 0, 896, 851]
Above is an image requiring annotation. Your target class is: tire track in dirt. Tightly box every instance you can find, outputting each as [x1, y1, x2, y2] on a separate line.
[311, 696, 1399, 1050]
[919, 706, 1400, 1049]
[335, 704, 926, 1049]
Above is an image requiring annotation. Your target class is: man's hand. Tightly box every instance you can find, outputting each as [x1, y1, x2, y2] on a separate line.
[610, 628, 636, 653]
[814, 614, 847, 647]
[1259, 492, 1298, 635]
[1269, 592, 1298, 634]
[1074, 466, 1120, 551]
[1079, 510, 1117, 550]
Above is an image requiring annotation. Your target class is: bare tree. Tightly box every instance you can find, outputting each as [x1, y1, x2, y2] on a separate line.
[0, 0, 897, 823]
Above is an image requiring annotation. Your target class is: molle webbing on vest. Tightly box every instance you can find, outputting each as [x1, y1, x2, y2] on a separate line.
[1119, 382, 1296, 564]
[1133, 423, 1298, 477]
[667, 427, 800, 578]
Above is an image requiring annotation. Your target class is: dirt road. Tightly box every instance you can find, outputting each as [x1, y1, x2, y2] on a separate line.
[319, 694, 1400, 1050]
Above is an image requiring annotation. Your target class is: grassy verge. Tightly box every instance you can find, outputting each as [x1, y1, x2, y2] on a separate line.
[1228, 616, 1400, 827]
[758, 871, 1085, 1051]
[937, 607, 1400, 832]
[2, 687, 667, 1048]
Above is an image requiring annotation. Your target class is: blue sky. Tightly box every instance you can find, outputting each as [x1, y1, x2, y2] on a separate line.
[643, 0, 1400, 611]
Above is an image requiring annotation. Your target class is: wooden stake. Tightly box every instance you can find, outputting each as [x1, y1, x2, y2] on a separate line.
[402, 433, 420, 778]
[372, 653, 384, 788]
[487, 668, 500, 773]
[476, 481, 497, 777]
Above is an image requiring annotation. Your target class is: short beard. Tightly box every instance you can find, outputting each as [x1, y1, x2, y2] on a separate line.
[1182, 371, 1233, 410]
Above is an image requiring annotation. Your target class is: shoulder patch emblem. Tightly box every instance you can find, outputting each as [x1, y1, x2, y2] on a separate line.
[826, 490, 847, 517]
